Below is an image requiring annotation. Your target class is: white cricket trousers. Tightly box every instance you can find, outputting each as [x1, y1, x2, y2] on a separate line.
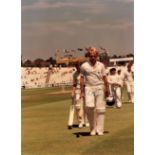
[115, 87, 122, 107]
[68, 90, 85, 126]
[111, 86, 122, 108]
[85, 86, 106, 134]
[126, 82, 134, 103]
[109, 85, 122, 108]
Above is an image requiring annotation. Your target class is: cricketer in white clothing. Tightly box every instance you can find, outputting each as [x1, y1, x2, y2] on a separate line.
[68, 62, 89, 129]
[107, 68, 123, 108]
[80, 47, 109, 136]
[124, 64, 134, 103]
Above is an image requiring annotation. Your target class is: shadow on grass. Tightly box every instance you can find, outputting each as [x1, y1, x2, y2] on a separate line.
[73, 132, 91, 137]
[73, 131, 110, 137]
[71, 124, 92, 128]
[72, 124, 79, 128]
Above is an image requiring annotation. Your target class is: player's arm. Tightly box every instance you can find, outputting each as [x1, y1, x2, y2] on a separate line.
[102, 65, 110, 97]
[103, 75, 110, 97]
[132, 72, 134, 80]
[80, 75, 85, 98]
[79, 64, 85, 98]
[71, 75, 76, 97]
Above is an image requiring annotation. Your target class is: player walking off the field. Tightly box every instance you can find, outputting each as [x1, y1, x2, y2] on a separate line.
[68, 62, 89, 129]
[124, 63, 134, 103]
[80, 47, 109, 136]
[107, 68, 123, 108]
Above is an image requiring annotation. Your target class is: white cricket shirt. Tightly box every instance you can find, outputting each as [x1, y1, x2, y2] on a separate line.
[81, 61, 106, 87]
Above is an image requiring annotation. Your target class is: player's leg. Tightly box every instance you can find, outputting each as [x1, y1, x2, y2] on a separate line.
[95, 109, 105, 135]
[84, 112, 90, 127]
[130, 83, 134, 103]
[112, 86, 117, 108]
[79, 100, 86, 127]
[85, 107, 96, 135]
[85, 87, 96, 135]
[95, 88, 106, 135]
[82, 99, 90, 127]
[116, 87, 122, 108]
[126, 82, 132, 102]
[75, 90, 85, 128]
[75, 98, 84, 128]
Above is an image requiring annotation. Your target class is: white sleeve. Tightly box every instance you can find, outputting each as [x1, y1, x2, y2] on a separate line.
[107, 76, 113, 84]
[101, 64, 106, 77]
[80, 64, 85, 75]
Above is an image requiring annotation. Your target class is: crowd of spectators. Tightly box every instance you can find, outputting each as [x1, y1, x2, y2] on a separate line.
[21, 67, 75, 89]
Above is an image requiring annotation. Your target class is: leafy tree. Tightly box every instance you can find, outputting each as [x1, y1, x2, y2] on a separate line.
[33, 58, 45, 67]
[126, 53, 134, 57]
[46, 57, 56, 66]
[23, 59, 34, 67]
[111, 54, 118, 58]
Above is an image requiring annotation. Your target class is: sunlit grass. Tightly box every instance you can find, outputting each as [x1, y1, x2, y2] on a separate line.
[22, 87, 133, 155]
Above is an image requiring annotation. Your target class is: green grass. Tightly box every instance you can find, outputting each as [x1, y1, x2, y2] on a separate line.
[21, 87, 72, 108]
[22, 87, 134, 155]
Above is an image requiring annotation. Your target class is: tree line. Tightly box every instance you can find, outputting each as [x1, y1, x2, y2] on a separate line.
[21, 57, 57, 67]
[21, 53, 134, 67]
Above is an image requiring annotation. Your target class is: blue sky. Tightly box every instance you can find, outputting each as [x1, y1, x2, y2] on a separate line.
[22, 0, 134, 60]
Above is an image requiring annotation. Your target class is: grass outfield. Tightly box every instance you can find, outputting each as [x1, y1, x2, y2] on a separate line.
[22, 87, 134, 155]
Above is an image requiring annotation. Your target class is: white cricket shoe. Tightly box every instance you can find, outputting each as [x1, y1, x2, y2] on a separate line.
[85, 123, 90, 127]
[78, 123, 83, 128]
[90, 130, 96, 136]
